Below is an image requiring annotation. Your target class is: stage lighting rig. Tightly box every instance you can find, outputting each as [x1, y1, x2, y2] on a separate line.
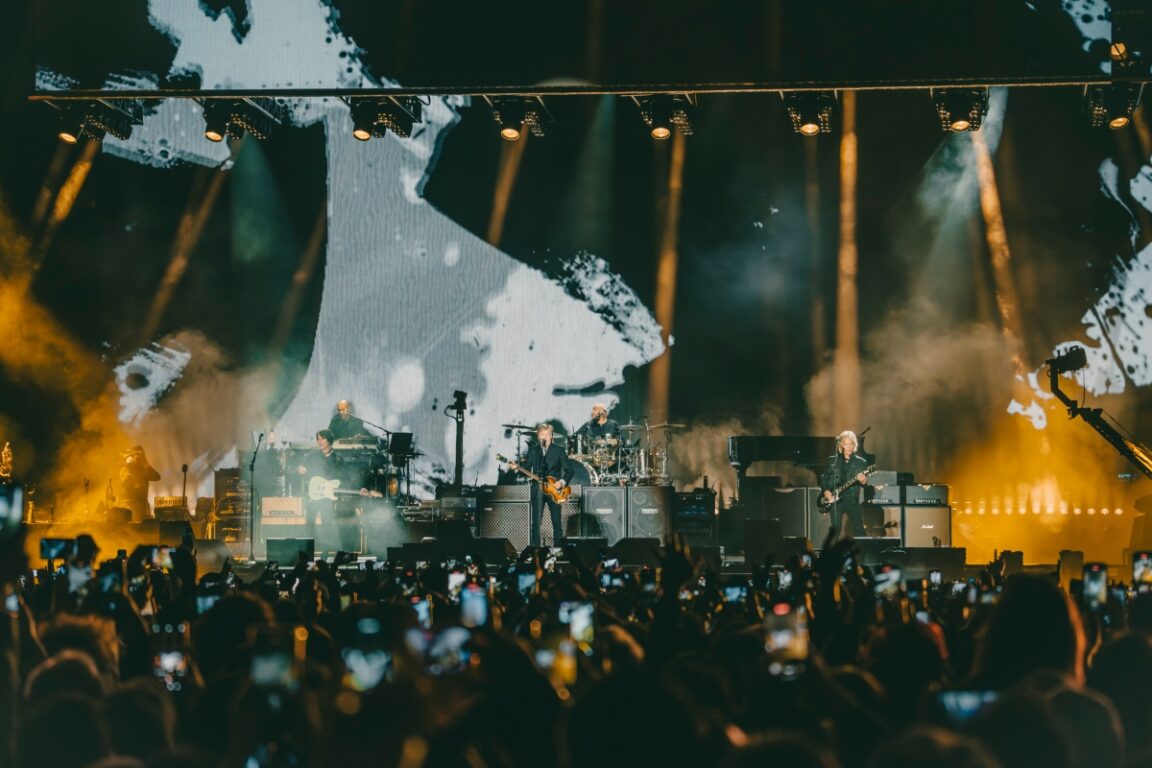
[197, 97, 289, 142]
[486, 96, 551, 141]
[782, 91, 834, 136]
[346, 96, 424, 140]
[634, 94, 694, 140]
[932, 88, 989, 132]
[1086, 83, 1143, 129]
[52, 99, 143, 144]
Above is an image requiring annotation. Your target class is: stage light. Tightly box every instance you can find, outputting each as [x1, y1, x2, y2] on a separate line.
[488, 97, 550, 141]
[52, 100, 143, 144]
[198, 97, 288, 142]
[782, 91, 834, 136]
[1046, 346, 1088, 374]
[346, 96, 423, 140]
[636, 94, 695, 140]
[932, 88, 989, 132]
[1086, 84, 1142, 129]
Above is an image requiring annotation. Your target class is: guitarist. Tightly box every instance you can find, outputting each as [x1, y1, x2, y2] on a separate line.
[820, 430, 871, 540]
[508, 423, 574, 547]
[296, 429, 367, 552]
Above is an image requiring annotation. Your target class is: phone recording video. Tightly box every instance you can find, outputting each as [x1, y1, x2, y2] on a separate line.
[447, 569, 466, 601]
[461, 583, 489, 628]
[560, 601, 594, 648]
[250, 625, 305, 689]
[1083, 562, 1108, 610]
[777, 570, 794, 591]
[410, 595, 433, 629]
[0, 484, 23, 542]
[405, 626, 473, 675]
[929, 569, 943, 587]
[40, 537, 75, 561]
[342, 615, 392, 691]
[763, 601, 809, 680]
[937, 690, 999, 725]
[517, 570, 537, 596]
[872, 564, 904, 600]
[1134, 552, 1152, 591]
[152, 622, 188, 692]
[150, 546, 174, 570]
[723, 584, 748, 604]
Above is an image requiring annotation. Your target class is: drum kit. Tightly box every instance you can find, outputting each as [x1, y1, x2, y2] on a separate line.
[502, 419, 685, 487]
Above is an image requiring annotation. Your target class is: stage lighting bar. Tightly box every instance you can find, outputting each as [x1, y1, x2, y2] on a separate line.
[53, 99, 143, 144]
[635, 94, 694, 140]
[1086, 83, 1143, 129]
[487, 96, 551, 141]
[782, 91, 834, 136]
[347, 96, 424, 140]
[197, 97, 289, 142]
[932, 88, 989, 132]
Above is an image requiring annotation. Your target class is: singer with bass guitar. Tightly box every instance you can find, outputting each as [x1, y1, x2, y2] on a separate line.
[506, 423, 574, 547]
[820, 429, 872, 541]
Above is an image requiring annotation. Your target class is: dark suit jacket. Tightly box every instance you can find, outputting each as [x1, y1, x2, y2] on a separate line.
[820, 453, 871, 506]
[524, 441, 574, 483]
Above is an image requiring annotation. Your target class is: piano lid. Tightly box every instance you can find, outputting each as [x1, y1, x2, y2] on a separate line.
[727, 435, 837, 469]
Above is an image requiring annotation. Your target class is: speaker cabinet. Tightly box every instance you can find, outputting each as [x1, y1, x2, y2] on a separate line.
[583, 487, 627, 545]
[627, 486, 672, 544]
[744, 518, 787, 566]
[881, 505, 952, 547]
[267, 538, 315, 564]
[807, 505, 833, 550]
[476, 500, 580, 551]
[762, 487, 812, 538]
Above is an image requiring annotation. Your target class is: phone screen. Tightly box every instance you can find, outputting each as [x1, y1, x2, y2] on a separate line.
[448, 570, 466, 600]
[937, 690, 999, 724]
[517, 571, 537, 596]
[461, 584, 489, 628]
[872, 564, 903, 600]
[411, 596, 432, 629]
[151, 546, 174, 570]
[929, 569, 942, 586]
[1134, 552, 1152, 586]
[40, 537, 75, 561]
[249, 625, 304, 689]
[1083, 563, 1108, 610]
[560, 601, 594, 648]
[152, 622, 188, 692]
[0, 484, 23, 542]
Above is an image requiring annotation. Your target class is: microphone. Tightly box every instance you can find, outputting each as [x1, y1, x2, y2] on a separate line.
[181, 463, 189, 473]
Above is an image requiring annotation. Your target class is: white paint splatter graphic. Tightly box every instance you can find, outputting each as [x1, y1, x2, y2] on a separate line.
[114, 343, 191, 425]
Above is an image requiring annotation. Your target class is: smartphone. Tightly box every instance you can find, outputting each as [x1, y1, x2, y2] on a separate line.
[150, 546, 174, 570]
[152, 622, 189, 692]
[405, 626, 472, 675]
[872, 564, 903, 600]
[560, 601, 595, 648]
[723, 584, 748, 603]
[929, 570, 942, 587]
[410, 596, 432, 629]
[777, 570, 793, 591]
[249, 624, 305, 689]
[461, 583, 489, 628]
[602, 558, 620, 570]
[447, 569, 466, 601]
[342, 615, 392, 691]
[0, 484, 23, 543]
[1083, 562, 1108, 610]
[937, 690, 999, 724]
[1134, 552, 1152, 588]
[40, 537, 75, 561]
[763, 602, 809, 680]
[517, 571, 537, 596]
[800, 553, 814, 569]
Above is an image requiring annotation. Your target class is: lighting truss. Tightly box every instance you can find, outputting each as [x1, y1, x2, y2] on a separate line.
[1086, 83, 1143, 129]
[634, 94, 695, 139]
[486, 96, 551, 140]
[53, 99, 144, 143]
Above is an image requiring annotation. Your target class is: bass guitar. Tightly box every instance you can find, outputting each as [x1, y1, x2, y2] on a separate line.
[496, 453, 571, 503]
[818, 465, 875, 513]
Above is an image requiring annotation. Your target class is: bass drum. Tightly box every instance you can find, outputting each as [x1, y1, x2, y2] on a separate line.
[568, 458, 598, 489]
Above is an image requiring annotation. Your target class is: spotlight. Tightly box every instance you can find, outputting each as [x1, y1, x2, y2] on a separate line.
[635, 94, 694, 140]
[51, 100, 143, 144]
[198, 97, 288, 143]
[1046, 346, 1088, 374]
[346, 96, 423, 140]
[488, 96, 550, 141]
[1086, 84, 1142, 129]
[782, 91, 834, 136]
[932, 88, 989, 132]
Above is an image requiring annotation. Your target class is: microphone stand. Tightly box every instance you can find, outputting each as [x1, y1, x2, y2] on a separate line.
[181, 463, 189, 513]
[358, 417, 393, 436]
[248, 434, 263, 562]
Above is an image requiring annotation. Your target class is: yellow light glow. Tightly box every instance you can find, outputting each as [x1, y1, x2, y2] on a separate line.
[651, 125, 671, 140]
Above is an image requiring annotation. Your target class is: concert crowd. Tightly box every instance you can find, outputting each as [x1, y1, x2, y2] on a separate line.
[1, 520, 1148, 768]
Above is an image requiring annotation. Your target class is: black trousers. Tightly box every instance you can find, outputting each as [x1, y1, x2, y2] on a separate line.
[529, 484, 564, 547]
[832, 502, 865, 540]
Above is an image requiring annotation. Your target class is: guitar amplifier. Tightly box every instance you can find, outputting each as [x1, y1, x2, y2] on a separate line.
[154, 496, 189, 521]
[905, 484, 949, 505]
[877, 505, 952, 547]
[866, 485, 903, 506]
[261, 496, 305, 524]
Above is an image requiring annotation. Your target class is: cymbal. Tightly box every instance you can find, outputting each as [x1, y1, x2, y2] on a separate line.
[619, 423, 643, 432]
[501, 423, 534, 430]
[649, 422, 687, 430]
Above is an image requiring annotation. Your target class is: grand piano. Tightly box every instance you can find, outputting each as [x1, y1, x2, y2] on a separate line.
[727, 435, 837, 478]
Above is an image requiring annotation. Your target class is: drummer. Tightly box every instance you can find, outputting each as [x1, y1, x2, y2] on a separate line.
[575, 403, 621, 442]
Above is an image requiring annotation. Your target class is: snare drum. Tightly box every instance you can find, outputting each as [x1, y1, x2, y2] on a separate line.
[567, 434, 591, 457]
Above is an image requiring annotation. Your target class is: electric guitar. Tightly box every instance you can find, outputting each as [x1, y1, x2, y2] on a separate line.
[496, 453, 571, 503]
[818, 464, 875, 513]
[307, 475, 383, 502]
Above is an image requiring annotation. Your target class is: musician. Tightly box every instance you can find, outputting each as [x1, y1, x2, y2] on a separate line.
[296, 429, 368, 553]
[575, 403, 621, 440]
[327, 400, 367, 440]
[820, 430, 870, 540]
[509, 423, 574, 547]
[118, 446, 160, 522]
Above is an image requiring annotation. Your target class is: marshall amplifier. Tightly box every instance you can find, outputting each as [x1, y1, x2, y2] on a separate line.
[866, 485, 903, 506]
[905, 484, 949, 506]
[880, 505, 952, 547]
